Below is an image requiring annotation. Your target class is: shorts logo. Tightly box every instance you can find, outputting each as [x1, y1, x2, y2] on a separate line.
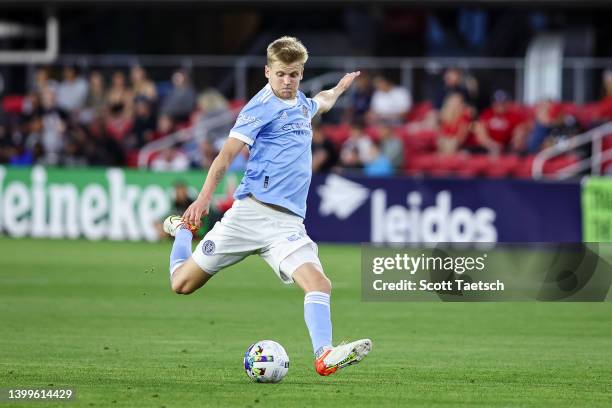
[301, 106, 308, 117]
[287, 232, 305, 242]
[202, 240, 216, 255]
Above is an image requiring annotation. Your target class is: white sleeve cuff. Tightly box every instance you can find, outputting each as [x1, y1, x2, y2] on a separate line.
[229, 131, 254, 146]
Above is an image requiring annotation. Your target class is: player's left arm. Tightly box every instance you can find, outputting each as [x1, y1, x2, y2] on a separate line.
[313, 71, 360, 115]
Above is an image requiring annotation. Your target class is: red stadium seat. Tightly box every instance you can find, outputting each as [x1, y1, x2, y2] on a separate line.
[321, 124, 351, 147]
[437, 153, 467, 172]
[513, 155, 536, 178]
[401, 129, 437, 152]
[2, 95, 24, 114]
[364, 126, 380, 141]
[406, 101, 433, 122]
[601, 134, 612, 172]
[126, 150, 140, 168]
[405, 152, 438, 175]
[228, 99, 246, 111]
[484, 154, 520, 178]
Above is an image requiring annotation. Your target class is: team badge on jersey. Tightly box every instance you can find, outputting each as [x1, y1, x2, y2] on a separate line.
[302, 106, 308, 117]
[202, 240, 216, 255]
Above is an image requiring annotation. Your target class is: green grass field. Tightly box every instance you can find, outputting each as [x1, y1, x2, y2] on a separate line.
[1, 237, 611, 407]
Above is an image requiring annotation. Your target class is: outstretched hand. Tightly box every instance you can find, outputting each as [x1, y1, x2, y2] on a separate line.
[182, 198, 210, 228]
[335, 71, 361, 94]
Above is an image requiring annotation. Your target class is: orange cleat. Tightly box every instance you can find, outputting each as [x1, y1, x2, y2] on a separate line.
[314, 339, 372, 376]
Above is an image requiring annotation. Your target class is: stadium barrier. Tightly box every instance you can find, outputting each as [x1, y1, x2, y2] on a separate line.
[0, 166, 599, 243]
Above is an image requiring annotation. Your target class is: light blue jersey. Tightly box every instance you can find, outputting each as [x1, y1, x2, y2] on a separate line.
[230, 84, 319, 218]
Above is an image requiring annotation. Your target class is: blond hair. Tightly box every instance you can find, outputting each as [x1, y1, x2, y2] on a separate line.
[267, 36, 308, 66]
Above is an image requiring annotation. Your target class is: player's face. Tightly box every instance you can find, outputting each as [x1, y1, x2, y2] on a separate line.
[265, 61, 303, 100]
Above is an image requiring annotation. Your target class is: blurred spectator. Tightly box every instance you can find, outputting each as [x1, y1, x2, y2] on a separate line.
[130, 65, 157, 103]
[593, 69, 612, 123]
[343, 71, 373, 123]
[56, 65, 88, 114]
[603, 69, 612, 97]
[474, 90, 526, 154]
[22, 92, 43, 119]
[364, 141, 393, 177]
[312, 123, 338, 172]
[105, 98, 133, 146]
[434, 67, 471, 109]
[39, 88, 68, 165]
[106, 71, 134, 118]
[437, 92, 473, 154]
[60, 125, 89, 167]
[86, 118, 125, 166]
[524, 100, 558, 153]
[154, 114, 176, 140]
[0, 106, 18, 163]
[198, 138, 216, 169]
[128, 97, 157, 149]
[80, 71, 107, 124]
[338, 145, 361, 170]
[155, 181, 194, 239]
[31, 66, 58, 94]
[464, 72, 481, 110]
[367, 75, 411, 125]
[161, 69, 196, 123]
[193, 88, 232, 156]
[172, 181, 194, 214]
[377, 125, 404, 168]
[151, 147, 190, 172]
[339, 121, 373, 166]
[197, 87, 229, 117]
[103, 71, 135, 148]
[21, 116, 44, 165]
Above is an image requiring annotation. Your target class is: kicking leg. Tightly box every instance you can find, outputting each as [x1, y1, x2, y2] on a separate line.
[164, 215, 213, 295]
[171, 258, 213, 295]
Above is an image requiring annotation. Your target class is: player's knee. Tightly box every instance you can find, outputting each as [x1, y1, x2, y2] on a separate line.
[294, 268, 332, 293]
[321, 274, 332, 293]
[171, 278, 194, 295]
[312, 272, 331, 293]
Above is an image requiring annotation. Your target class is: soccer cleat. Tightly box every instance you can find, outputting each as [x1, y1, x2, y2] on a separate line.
[163, 215, 198, 237]
[315, 338, 372, 376]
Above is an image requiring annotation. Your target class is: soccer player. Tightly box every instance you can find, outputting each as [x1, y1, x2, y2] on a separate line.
[163, 36, 371, 376]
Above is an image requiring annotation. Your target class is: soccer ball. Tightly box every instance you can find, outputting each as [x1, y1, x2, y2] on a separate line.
[243, 340, 289, 383]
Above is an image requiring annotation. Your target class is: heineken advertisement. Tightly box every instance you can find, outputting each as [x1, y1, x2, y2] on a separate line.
[582, 177, 612, 242]
[0, 166, 240, 241]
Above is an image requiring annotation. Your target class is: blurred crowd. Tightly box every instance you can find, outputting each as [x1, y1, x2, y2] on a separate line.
[0, 65, 239, 171]
[314, 68, 612, 177]
[2, 65, 612, 177]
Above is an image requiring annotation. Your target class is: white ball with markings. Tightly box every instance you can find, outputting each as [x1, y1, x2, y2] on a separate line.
[243, 340, 289, 383]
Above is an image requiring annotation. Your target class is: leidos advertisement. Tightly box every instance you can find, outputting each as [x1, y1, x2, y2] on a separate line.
[307, 174, 582, 243]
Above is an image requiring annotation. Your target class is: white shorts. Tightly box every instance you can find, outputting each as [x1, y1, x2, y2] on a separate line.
[192, 197, 322, 284]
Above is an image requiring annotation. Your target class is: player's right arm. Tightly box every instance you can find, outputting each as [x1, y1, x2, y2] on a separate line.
[182, 137, 246, 227]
